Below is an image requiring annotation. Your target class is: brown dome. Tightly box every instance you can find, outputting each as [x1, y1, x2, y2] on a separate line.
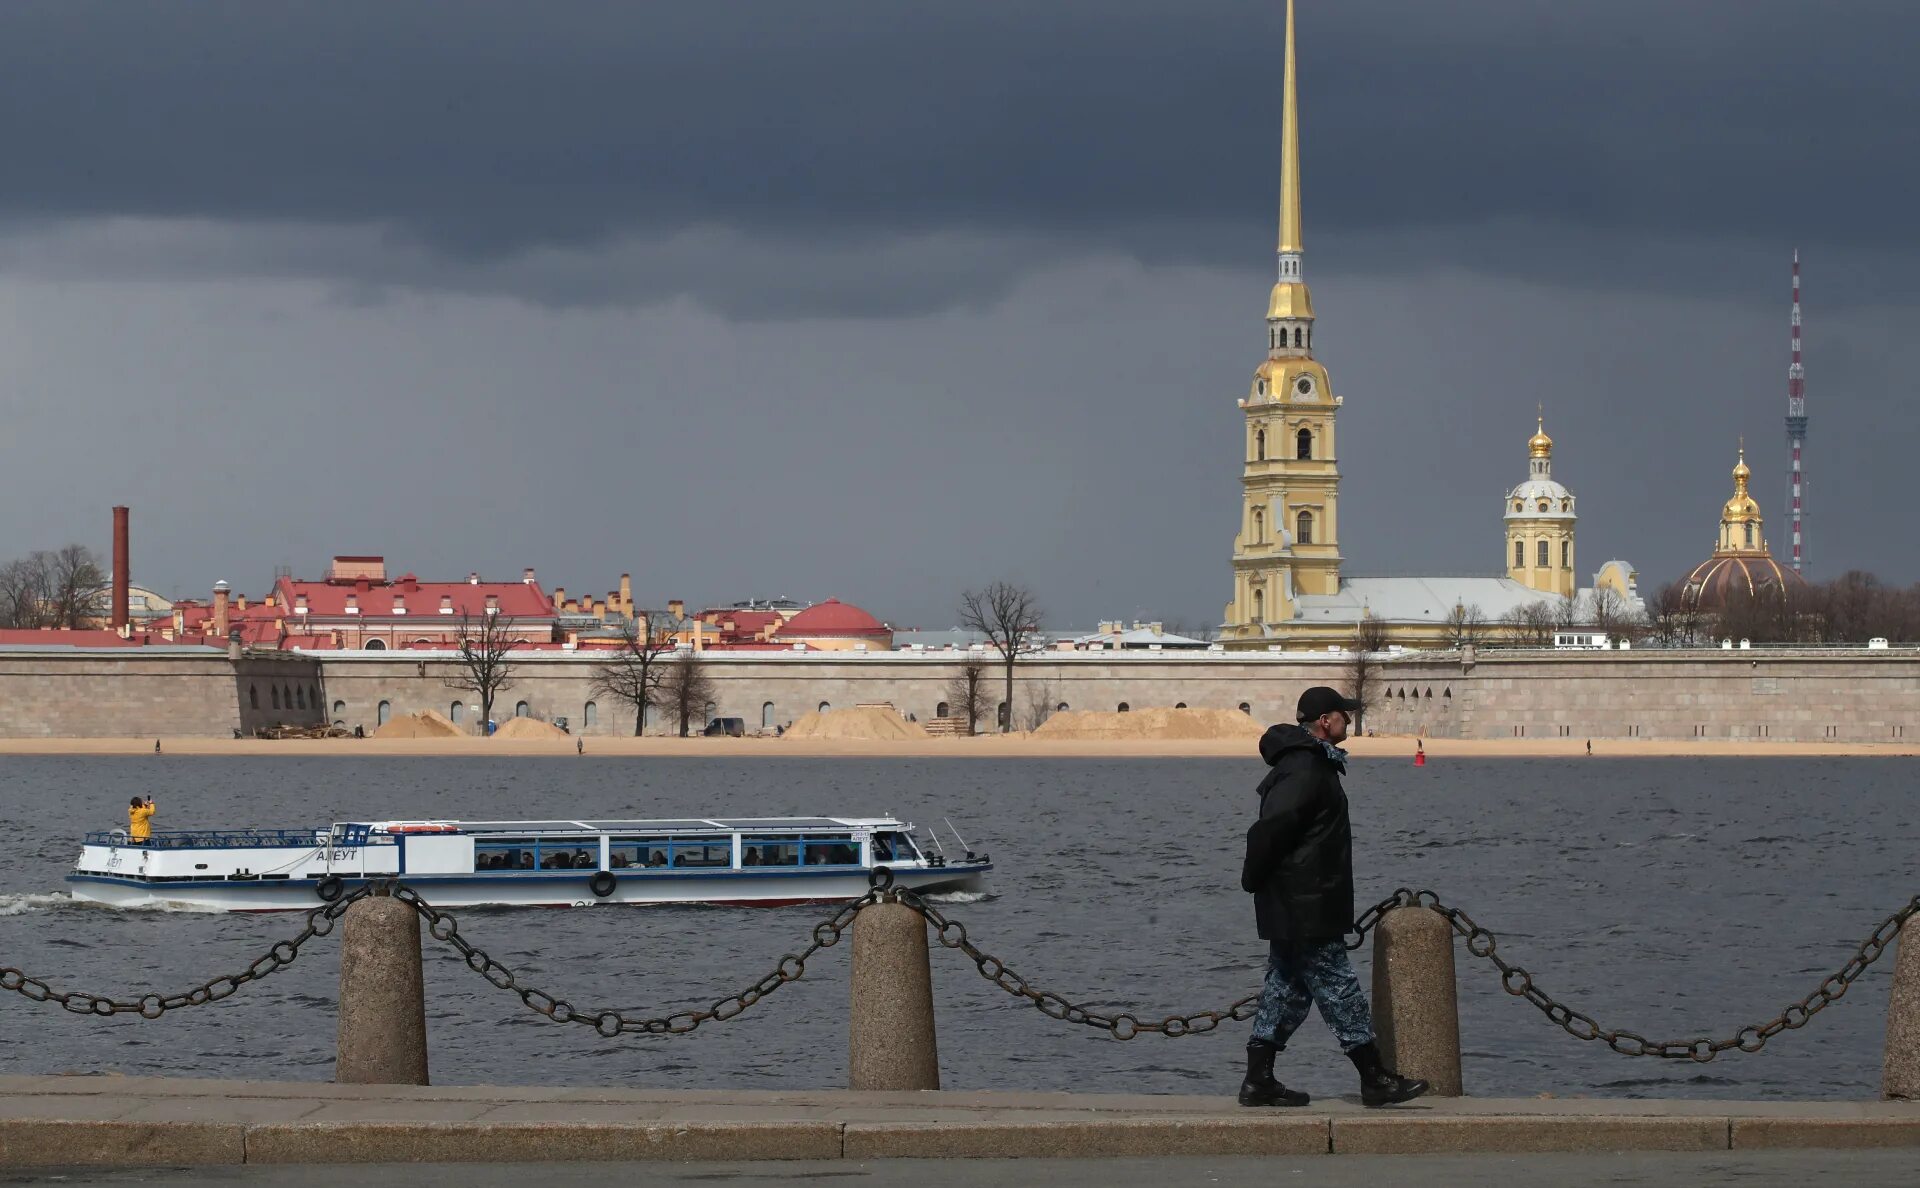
[1681, 554, 1807, 613]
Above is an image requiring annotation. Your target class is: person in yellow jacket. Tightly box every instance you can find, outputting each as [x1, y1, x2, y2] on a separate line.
[128, 795, 155, 843]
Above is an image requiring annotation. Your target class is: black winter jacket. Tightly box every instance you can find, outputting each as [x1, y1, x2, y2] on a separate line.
[1242, 723, 1355, 941]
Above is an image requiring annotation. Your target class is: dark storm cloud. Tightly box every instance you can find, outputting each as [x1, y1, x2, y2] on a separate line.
[2, 0, 1915, 311]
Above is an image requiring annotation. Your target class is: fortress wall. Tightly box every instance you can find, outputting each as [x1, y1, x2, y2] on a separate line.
[0, 652, 324, 738]
[2, 648, 1914, 743]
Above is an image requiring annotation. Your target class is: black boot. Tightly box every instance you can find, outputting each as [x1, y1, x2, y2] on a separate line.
[1238, 1039, 1310, 1107]
[1347, 1042, 1429, 1108]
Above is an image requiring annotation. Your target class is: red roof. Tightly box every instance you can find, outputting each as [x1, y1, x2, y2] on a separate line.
[0, 629, 202, 648]
[275, 575, 555, 620]
[774, 598, 889, 639]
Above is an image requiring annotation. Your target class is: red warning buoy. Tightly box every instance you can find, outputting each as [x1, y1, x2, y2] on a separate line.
[1414, 744, 1427, 767]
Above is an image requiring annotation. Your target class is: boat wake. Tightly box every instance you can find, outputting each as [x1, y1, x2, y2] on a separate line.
[922, 889, 996, 905]
[0, 892, 224, 916]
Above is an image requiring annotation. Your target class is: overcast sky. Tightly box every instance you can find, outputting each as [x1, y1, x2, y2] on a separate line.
[1, 1, 1914, 628]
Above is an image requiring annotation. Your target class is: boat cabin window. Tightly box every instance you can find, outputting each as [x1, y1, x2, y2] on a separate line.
[611, 836, 729, 868]
[872, 831, 919, 862]
[473, 837, 539, 871]
[742, 834, 858, 867]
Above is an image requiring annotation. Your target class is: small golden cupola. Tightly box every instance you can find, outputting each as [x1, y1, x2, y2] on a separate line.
[1528, 416, 1553, 459]
[1681, 442, 1807, 613]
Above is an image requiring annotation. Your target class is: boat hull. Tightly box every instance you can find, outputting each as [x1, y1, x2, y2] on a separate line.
[65, 863, 991, 913]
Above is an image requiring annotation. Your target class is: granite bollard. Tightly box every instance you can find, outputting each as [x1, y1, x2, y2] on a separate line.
[1371, 905, 1463, 1096]
[1883, 922, 1920, 1099]
[849, 897, 940, 1090]
[336, 894, 429, 1086]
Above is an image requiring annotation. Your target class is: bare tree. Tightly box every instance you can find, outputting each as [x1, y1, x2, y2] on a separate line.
[945, 656, 992, 736]
[0, 558, 48, 629]
[658, 650, 717, 737]
[44, 546, 109, 629]
[1442, 601, 1487, 648]
[591, 611, 678, 735]
[1501, 600, 1558, 647]
[1346, 615, 1391, 733]
[1020, 676, 1060, 732]
[443, 614, 521, 730]
[958, 582, 1044, 734]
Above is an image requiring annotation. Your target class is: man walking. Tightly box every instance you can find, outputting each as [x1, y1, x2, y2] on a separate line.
[1239, 686, 1428, 1108]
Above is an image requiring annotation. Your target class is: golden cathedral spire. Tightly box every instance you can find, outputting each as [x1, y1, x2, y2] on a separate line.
[1266, 0, 1315, 324]
[1278, 0, 1303, 256]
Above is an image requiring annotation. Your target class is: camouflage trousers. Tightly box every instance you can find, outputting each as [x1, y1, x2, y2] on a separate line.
[1250, 937, 1376, 1053]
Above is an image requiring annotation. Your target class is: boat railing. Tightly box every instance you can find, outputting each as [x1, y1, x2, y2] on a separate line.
[83, 828, 328, 850]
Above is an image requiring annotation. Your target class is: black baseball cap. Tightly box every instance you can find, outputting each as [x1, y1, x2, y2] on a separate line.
[1296, 686, 1363, 722]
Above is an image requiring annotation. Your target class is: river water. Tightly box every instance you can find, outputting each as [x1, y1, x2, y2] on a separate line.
[0, 754, 1911, 1101]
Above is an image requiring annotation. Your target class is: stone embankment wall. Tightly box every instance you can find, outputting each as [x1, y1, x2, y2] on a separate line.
[0, 650, 325, 738]
[0, 647, 1914, 742]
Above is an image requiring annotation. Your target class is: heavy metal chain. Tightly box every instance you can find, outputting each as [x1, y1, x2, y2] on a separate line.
[386, 881, 884, 1037]
[1393, 887, 1920, 1062]
[0, 885, 373, 1017]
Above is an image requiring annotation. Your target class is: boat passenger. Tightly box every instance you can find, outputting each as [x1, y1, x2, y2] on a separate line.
[744, 847, 761, 866]
[519, 853, 534, 869]
[574, 849, 593, 868]
[651, 851, 667, 867]
[128, 796, 155, 843]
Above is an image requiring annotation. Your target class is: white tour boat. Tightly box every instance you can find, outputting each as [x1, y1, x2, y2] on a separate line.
[67, 816, 991, 912]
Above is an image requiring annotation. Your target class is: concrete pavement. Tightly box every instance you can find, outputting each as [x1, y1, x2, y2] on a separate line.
[0, 1075, 1916, 1166]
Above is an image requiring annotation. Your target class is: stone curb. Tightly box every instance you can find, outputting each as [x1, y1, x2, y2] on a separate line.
[3, 1112, 1920, 1166]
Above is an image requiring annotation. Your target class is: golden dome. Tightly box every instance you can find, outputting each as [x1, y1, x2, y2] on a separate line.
[1528, 415, 1553, 459]
[1267, 281, 1315, 321]
[1722, 446, 1760, 523]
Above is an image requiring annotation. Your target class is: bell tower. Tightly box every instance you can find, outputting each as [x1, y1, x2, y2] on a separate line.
[1224, 0, 1342, 639]
[1503, 414, 1577, 598]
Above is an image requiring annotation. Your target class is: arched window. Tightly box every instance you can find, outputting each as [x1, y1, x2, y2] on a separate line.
[1514, 539, 1525, 567]
[1424, 687, 1433, 698]
[1745, 522, 1755, 547]
[270, 686, 280, 710]
[1239, 702, 1252, 714]
[365, 638, 386, 651]
[996, 702, 1009, 729]
[1117, 702, 1131, 713]
[1255, 429, 1266, 460]
[936, 701, 950, 718]
[1513, 500, 1522, 512]
[515, 701, 530, 718]
[1293, 327, 1303, 348]
[818, 701, 831, 714]
[1257, 378, 1268, 396]
[377, 700, 392, 726]
[1175, 702, 1188, 709]
[1537, 500, 1548, 513]
[451, 701, 464, 725]
[310, 684, 319, 707]
[282, 685, 293, 709]
[1253, 588, 1265, 622]
[1296, 429, 1312, 460]
[332, 700, 345, 717]
[249, 685, 259, 709]
[295, 686, 306, 710]
[1057, 702, 1070, 712]
[1561, 540, 1571, 569]
[1295, 511, 1313, 545]
[1537, 539, 1550, 567]
[584, 701, 598, 727]
[1252, 507, 1264, 543]
[762, 701, 776, 729]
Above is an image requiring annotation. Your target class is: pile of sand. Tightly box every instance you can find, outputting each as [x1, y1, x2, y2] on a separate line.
[1032, 707, 1265, 742]
[372, 709, 464, 739]
[493, 716, 570, 740]
[782, 706, 930, 742]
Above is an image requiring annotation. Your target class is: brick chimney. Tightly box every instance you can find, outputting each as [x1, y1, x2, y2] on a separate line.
[668, 598, 685, 618]
[552, 586, 565, 611]
[484, 593, 500, 615]
[212, 580, 230, 640]
[619, 574, 632, 611]
[439, 594, 454, 615]
[111, 506, 130, 634]
[523, 567, 536, 585]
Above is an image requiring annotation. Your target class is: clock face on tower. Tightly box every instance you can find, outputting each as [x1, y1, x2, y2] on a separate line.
[1295, 376, 1314, 399]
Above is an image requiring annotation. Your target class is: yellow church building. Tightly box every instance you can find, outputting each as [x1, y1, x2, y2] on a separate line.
[1220, 1, 1640, 651]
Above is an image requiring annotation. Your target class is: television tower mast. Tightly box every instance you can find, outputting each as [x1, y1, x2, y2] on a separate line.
[1785, 250, 1807, 574]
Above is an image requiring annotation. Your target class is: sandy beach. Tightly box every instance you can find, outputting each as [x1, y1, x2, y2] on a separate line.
[1, 734, 1914, 759]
